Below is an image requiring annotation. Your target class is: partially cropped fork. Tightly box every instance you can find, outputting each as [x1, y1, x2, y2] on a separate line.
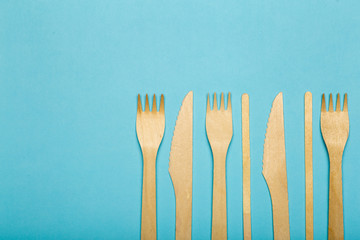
[136, 94, 165, 240]
[206, 93, 233, 240]
[320, 93, 349, 240]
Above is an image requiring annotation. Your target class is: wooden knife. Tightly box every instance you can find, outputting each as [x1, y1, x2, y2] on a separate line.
[169, 91, 193, 240]
[262, 92, 290, 240]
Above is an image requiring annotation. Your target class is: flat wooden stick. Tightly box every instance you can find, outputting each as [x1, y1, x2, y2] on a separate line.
[242, 94, 251, 240]
[305, 92, 313, 240]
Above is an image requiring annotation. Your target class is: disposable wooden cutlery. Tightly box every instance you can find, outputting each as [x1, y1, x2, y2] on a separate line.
[136, 94, 165, 240]
[262, 92, 290, 240]
[305, 92, 313, 240]
[206, 93, 233, 240]
[242, 94, 251, 240]
[321, 93, 349, 240]
[169, 91, 193, 240]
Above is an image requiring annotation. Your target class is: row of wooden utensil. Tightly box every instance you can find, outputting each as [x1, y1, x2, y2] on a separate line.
[136, 91, 349, 240]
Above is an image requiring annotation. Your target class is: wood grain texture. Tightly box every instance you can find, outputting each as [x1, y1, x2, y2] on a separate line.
[262, 92, 290, 240]
[206, 93, 233, 240]
[305, 92, 313, 240]
[242, 94, 251, 240]
[169, 91, 193, 240]
[136, 94, 165, 240]
[321, 93, 349, 240]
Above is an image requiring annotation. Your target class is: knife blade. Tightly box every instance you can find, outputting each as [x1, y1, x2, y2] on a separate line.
[262, 92, 290, 240]
[169, 91, 193, 240]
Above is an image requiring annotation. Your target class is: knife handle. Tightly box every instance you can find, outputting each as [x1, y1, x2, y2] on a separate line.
[328, 153, 344, 240]
[212, 151, 227, 240]
[141, 150, 157, 240]
[174, 190, 192, 240]
[270, 190, 290, 240]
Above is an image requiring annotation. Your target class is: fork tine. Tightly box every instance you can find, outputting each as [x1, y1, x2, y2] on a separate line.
[159, 94, 164, 113]
[213, 93, 218, 110]
[329, 94, 334, 112]
[137, 94, 143, 112]
[220, 92, 225, 110]
[227, 92, 232, 110]
[145, 94, 150, 112]
[207, 94, 211, 112]
[335, 93, 341, 112]
[343, 93, 348, 112]
[152, 94, 157, 112]
[321, 94, 326, 112]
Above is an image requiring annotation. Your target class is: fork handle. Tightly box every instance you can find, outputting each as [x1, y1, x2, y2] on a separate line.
[212, 151, 227, 240]
[328, 154, 344, 240]
[141, 151, 157, 240]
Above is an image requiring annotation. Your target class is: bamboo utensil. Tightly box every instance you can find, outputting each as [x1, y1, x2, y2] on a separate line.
[262, 92, 290, 240]
[206, 92, 233, 240]
[169, 91, 193, 240]
[305, 92, 313, 240]
[321, 93, 349, 240]
[242, 94, 251, 240]
[136, 94, 165, 240]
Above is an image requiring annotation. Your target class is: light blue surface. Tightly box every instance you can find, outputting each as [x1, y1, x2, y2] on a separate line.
[0, 0, 359, 239]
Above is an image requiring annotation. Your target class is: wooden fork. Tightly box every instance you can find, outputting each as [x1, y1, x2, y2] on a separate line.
[136, 94, 165, 240]
[206, 93, 233, 240]
[320, 93, 349, 240]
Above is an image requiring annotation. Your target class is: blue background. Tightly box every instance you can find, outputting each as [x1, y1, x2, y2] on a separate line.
[0, 0, 359, 239]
